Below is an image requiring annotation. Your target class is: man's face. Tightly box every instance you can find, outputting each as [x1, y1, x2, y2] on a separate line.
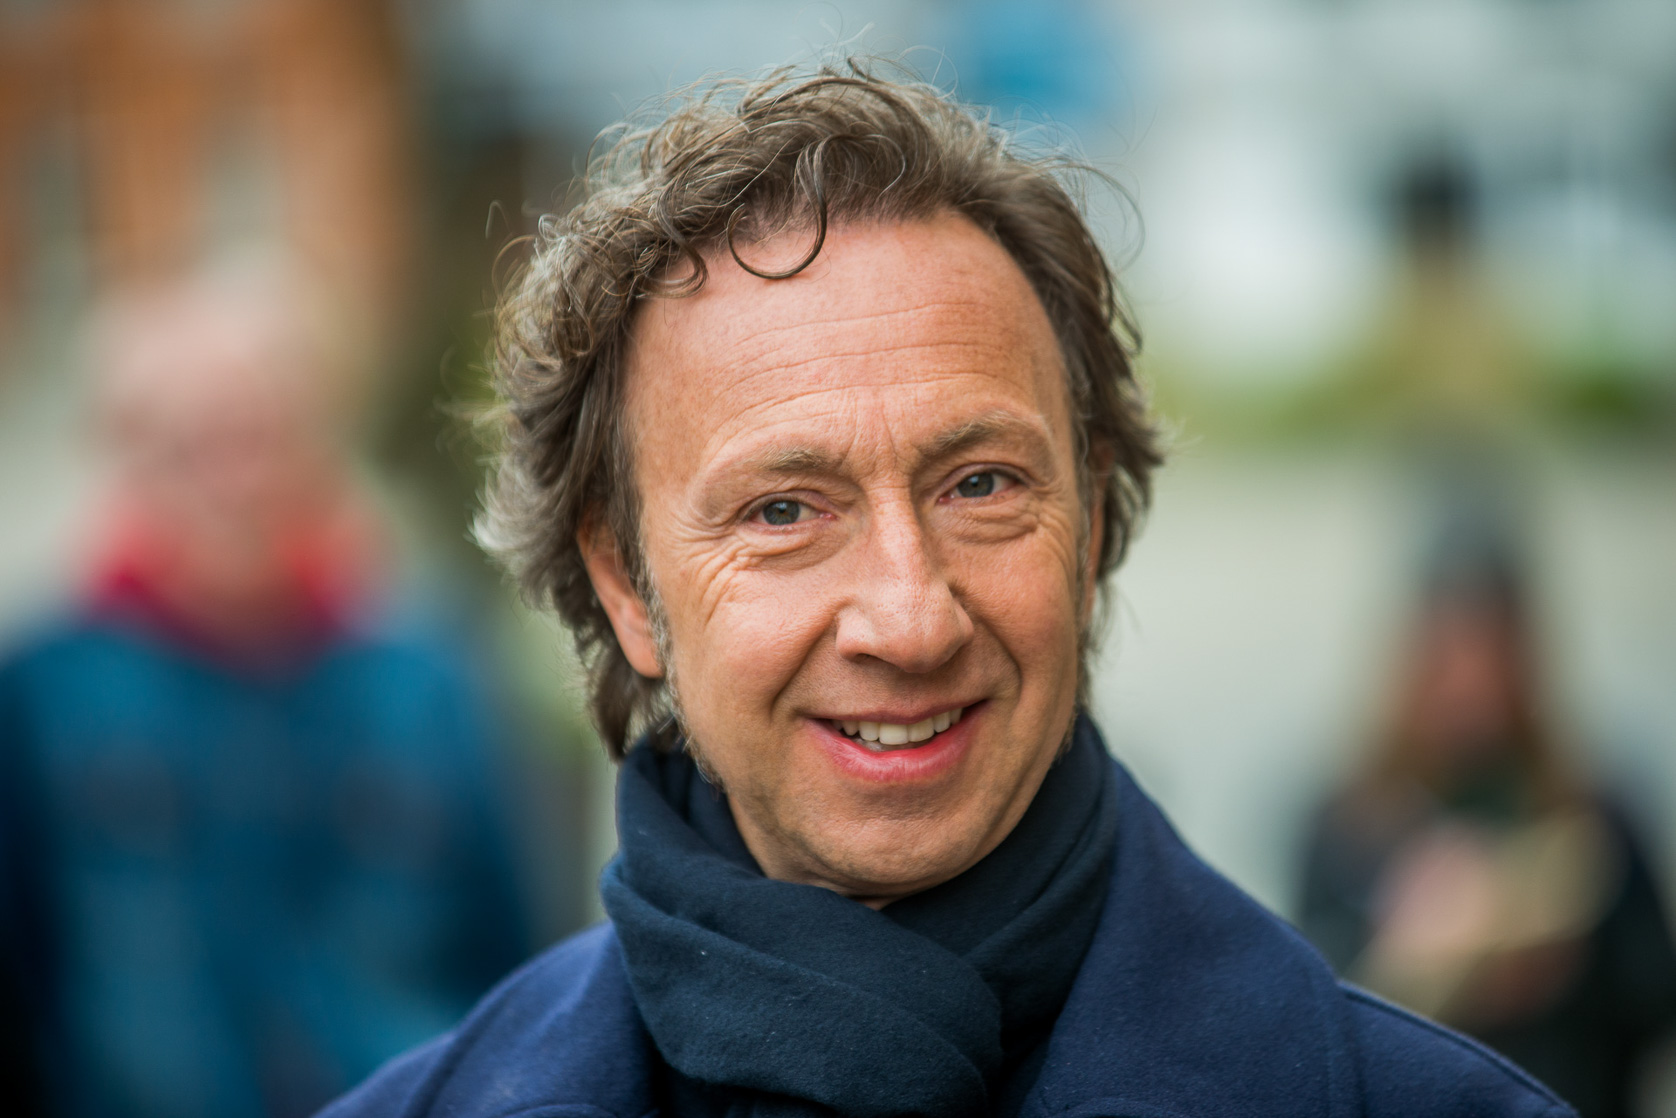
[594, 214, 1096, 904]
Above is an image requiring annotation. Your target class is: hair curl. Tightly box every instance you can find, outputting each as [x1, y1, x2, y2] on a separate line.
[478, 61, 1161, 757]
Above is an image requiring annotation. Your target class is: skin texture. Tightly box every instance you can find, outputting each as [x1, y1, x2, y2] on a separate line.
[583, 214, 1100, 906]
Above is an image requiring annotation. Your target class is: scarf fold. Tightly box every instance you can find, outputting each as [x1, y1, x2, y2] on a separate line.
[600, 714, 1118, 1117]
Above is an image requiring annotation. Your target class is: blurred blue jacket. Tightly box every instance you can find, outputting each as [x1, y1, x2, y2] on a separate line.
[0, 606, 530, 1118]
[320, 749, 1575, 1118]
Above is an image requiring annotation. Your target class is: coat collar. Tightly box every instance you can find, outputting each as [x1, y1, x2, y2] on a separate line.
[1023, 754, 1361, 1118]
[522, 749, 1364, 1118]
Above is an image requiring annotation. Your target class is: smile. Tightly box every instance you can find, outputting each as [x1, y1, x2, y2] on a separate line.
[827, 707, 965, 752]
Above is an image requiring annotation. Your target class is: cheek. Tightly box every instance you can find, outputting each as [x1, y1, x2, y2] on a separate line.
[950, 524, 1085, 702]
[954, 507, 1083, 617]
[664, 557, 836, 723]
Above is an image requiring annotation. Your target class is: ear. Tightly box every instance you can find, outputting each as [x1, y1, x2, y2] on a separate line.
[1081, 505, 1105, 627]
[578, 519, 664, 679]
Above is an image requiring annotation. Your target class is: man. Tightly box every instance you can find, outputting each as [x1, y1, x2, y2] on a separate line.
[324, 67, 1575, 1117]
[0, 267, 528, 1118]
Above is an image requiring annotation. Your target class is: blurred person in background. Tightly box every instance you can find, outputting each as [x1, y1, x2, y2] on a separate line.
[0, 265, 530, 1118]
[1299, 510, 1676, 1118]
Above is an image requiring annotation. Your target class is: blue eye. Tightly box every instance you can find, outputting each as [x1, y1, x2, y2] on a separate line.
[760, 500, 803, 525]
[954, 472, 998, 498]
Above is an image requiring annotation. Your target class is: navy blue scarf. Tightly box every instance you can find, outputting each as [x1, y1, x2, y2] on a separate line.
[600, 714, 1119, 1117]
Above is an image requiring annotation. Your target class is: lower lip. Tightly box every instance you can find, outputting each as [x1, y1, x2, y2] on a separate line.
[808, 705, 982, 785]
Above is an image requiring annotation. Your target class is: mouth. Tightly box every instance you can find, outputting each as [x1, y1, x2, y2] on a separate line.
[825, 707, 965, 752]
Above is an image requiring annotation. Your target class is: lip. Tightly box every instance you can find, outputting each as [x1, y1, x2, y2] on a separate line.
[809, 702, 972, 726]
[807, 701, 984, 785]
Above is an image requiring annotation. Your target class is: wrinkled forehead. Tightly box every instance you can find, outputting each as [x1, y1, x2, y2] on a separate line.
[621, 214, 1072, 473]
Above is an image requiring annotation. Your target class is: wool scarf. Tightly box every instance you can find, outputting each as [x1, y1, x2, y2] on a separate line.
[600, 713, 1119, 1117]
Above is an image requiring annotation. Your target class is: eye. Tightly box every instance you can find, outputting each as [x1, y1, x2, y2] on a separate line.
[758, 499, 809, 526]
[952, 471, 1011, 499]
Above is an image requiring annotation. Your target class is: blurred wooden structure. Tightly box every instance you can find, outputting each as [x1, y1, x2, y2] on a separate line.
[0, 0, 413, 343]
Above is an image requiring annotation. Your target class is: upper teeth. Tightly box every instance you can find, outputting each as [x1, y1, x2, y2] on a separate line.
[838, 708, 963, 751]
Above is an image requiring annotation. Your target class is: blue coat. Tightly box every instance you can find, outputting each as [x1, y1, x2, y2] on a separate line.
[322, 751, 1575, 1118]
[0, 612, 529, 1118]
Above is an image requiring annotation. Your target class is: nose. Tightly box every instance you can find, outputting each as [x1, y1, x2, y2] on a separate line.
[833, 500, 973, 674]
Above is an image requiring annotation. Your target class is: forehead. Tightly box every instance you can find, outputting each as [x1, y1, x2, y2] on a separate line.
[623, 214, 1070, 470]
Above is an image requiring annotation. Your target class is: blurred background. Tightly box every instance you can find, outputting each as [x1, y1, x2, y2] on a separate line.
[1, 1, 1672, 1116]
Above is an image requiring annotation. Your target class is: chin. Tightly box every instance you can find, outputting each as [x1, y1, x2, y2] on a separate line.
[806, 815, 986, 898]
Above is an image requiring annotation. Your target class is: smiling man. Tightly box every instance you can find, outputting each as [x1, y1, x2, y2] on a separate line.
[322, 67, 1574, 1118]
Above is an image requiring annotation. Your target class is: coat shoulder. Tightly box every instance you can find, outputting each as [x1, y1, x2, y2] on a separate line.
[318, 923, 657, 1118]
[1028, 749, 1580, 1118]
[1343, 985, 1575, 1118]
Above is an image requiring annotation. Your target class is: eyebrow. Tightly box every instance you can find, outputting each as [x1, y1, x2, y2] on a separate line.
[737, 409, 1048, 479]
[745, 444, 845, 476]
[923, 409, 1046, 461]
